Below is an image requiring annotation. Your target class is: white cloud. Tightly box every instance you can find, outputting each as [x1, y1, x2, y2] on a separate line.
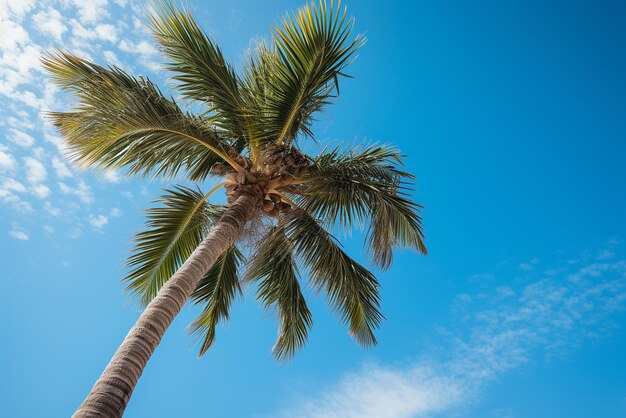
[7, 113, 34, 130]
[103, 50, 122, 67]
[89, 214, 109, 230]
[44, 201, 61, 217]
[69, 0, 110, 23]
[7, 128, 34, 147]
[23, 156, 47, 183]
[118, 39, 159, 56]
[286, 364, 464, 418]
[43, 131, 67, 153]
[68, 19, 92, 41]
[0, 0, 167, 235]
[58, 180, 93, 204]
[88, 208, 121, 230]
[32, 146, 45, 159]
[9, 229, 29, 241]
[131, 15, 148, 33]
[0, 0, 35, 20]
[0, 18, 29, 50]
[0, 189, 32, 212]
[2, 178, 26, 193]
[118, 38, 161, 70]
[32, 6, 67, 42]
[0, 43, 41, 97]
[94, 23, 118, 43]
[32, 183, 51, 199]
[51, 157, 73, 178]
[518, 257, 539, 271]
[7, 89, 41, 110]
[100, 169, 122, 183]
[277, 248, 626, 418]
[43, 225, 54, 234]
[69, 19, 119, 43]
[0, 148, 17, 171]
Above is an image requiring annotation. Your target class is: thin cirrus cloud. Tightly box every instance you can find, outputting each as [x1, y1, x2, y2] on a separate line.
[7, 128, 35, 147]
[276, 242, 626, 418]
[0, 0, 157, 237]
[8, 221, 29, 240]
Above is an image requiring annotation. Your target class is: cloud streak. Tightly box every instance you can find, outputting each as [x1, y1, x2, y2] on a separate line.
[0, 0, 156, 239]
[276, 243, 626, 418]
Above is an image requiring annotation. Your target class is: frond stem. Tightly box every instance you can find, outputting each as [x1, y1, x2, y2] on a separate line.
[269, 176, 315, 191]
[152, 128, 244, 172]
[204, 181, 229, 201]
[272, 190, 299, 209]
[139, 182, 226, 304]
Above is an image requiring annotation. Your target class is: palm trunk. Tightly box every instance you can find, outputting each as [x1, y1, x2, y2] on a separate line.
[73, 193, 258, 418]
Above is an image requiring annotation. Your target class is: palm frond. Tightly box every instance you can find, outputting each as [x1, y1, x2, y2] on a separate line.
[292, 144, 427, 269]
[148, 1, 252, 148]
[283, 212, 382, 347]
[124, 186, 225, 306]
[239, 41, 276, 151]
[42, 51, 238, 180]
[246, 226, 313, 360]
[257, 0, 364, 145]
[189, 245, 244, 357]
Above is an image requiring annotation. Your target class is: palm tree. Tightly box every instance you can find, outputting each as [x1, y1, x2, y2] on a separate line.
[43, 1, 426, 417]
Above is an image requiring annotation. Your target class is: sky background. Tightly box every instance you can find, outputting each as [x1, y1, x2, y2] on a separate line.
[1, 0, 626, 417]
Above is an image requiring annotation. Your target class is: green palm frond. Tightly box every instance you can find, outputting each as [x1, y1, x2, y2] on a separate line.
[124, 186, 225, 306]
[293, 144, 427, 269]
[283, 212, 382, 347]
[239, 41, 276, 150]
[189, 245, 244, 357]
[42, 51, 238, 181]
[148, 2, 252, 147]
[44, 1, 427, 364]
[246, 226, 313, 360]
[256, 0, 364, 145]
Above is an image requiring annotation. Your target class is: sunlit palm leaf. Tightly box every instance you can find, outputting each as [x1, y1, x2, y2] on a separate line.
[283, 212, 382, 346]
[42, 51, 231, 181]
[239, 41, 276, 150]
[124, 186, 225, 306]
[44, 1, 427, 365]
[148, 1, 252, 148]
[293, 144, 427, 269]
[259, 0, 364, 145]
[247, 226, 313, 360]
[189, 245, 244, 357]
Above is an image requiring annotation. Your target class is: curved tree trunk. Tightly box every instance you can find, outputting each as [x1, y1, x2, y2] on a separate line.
[73, 194, 258, 418]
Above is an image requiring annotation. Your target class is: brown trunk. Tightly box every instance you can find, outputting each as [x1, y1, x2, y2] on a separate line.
[73, 194, 258, 418]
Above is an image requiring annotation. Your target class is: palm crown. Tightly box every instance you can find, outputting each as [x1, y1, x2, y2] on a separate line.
[43, 0, 426, 361]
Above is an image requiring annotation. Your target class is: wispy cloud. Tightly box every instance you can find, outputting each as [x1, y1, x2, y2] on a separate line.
[0, 147, 17, 171]
[276, 242, 626, 418]
[7, 128, 35, 147]
[32, 6, 67, 42]
[518, 257, 539, 271]
[88, 214, 109, 230]
[8, 223, 29, 241]
[23, 156, 47, 183]
[58, 180, 93, 204]
[89, 207, 122, 231]
[0, 0, 157, 238]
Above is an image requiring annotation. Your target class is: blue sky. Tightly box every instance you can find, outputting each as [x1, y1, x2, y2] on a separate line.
[1, 0, 626, 417]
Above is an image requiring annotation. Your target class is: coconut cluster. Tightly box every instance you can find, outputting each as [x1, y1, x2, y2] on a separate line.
[211, 144, 312, 218]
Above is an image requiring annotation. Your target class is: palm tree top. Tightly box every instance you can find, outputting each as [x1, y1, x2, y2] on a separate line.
[43, 0, 426, 361]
